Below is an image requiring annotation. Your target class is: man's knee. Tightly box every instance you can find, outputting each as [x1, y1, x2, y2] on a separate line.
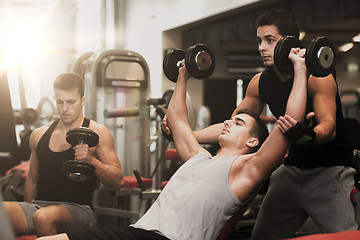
[33, 208, 52, 228]
[33, 206, 72, 235]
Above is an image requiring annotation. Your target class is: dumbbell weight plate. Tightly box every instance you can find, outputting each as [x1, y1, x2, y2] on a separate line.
[62, 160, 96, 181]
[305, 37, 336, 77]
[185, 44, 215, 79]
[66, 127, 99, 147]
[274, 36, 303, 75]
[163, 49, 186, 82]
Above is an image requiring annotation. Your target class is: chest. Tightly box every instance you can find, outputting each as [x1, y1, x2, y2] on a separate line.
[260, 77, 313, 117]
[48, 131, 71, 152]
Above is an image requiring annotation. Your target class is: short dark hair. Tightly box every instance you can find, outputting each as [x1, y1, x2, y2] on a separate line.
[236, 109, 269, 153]
[53, 73, 85, 98]
[256, 10, 300, 39]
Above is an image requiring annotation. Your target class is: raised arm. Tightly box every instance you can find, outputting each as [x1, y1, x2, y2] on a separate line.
[250, 48, 308, 177]
[167, 61, 211, 162]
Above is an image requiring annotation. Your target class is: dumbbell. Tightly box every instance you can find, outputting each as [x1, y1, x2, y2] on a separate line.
[163, 44, 216, 82]
[62, 127, 99, 181]
[274, 36, 336, 77]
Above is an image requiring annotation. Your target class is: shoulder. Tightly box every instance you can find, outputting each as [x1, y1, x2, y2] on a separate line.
[229, 154, 263, 202]
[249, 70, 270, 89]
[251, 72, 262, 82]
[88, 119, 105, 129]
[258, 67, 274, 80]
[247, 73, 261, 89]
[88, 120, 112, 138]
[32, 123, 51, 137]
[30, 122, 52, 146]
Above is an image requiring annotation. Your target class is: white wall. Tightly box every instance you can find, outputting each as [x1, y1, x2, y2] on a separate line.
[122, 0, 259, 98]
[1, 0, 259, 111]
[0, 1, 79, 110]
[75, 0, 102, 53]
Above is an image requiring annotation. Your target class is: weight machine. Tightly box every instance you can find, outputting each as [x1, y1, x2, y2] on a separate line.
[68, 50, 165, 228]
[0, 65, 22, 175]
[68, 50, 151, 178]
[341, 89, 360, 121]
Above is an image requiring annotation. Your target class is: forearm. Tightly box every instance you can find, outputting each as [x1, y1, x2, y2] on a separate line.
[167, 70, 189, 128]
[24, 177, 37, 202]
[285, 64, 307, 121]
[90, 158, 123, 189]
[193, 123, 223, 144]
[313, 120, 336, 145]
[193, 84, 264, 144]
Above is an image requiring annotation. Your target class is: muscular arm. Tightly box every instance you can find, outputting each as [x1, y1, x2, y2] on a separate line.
[193, 73, 264, 144]
[24, 128, 41, 202]
[85, 124, 124, 189]
[167, 63, 210, 162]
[253, 58, 307, 170]
[308, 74, 337, 145]
[237, 49, 308, 201]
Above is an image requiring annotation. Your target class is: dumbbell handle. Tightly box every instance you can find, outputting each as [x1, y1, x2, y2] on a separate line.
[76, 140, 86, 145]
[147, 98, 166, 106]
[176, 60, 182, 69]
[155, 105, 167, 119]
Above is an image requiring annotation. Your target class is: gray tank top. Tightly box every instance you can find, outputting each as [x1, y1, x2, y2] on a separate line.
[133, 153, 244, 240]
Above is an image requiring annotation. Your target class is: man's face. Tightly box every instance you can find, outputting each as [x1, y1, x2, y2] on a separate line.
[55, 88, 84, 124]
[256, 25, 283, 67]
[219, 113, 256, 149]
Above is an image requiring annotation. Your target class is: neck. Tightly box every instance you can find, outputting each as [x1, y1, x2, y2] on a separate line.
[58, 115, 85, 131]
[216, 146, 248, 157]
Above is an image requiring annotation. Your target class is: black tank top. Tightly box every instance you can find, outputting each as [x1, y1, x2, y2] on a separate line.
[36, 118, 96, 206]
[258, 66, 354, 168]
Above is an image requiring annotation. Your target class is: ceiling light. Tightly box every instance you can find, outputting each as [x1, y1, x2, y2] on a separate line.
[353, 33, 360, 42]
[347, 63, 359, 72]
[339, 42, 354, 52]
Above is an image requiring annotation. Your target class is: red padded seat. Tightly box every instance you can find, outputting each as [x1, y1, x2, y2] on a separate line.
[284, 230, 360, 240]
[6, 160, 30, 178]
[122, 176, 152, 189]
[160, 181, 168, 190]
[16, 235, 37, 240]
[164, 149, 180, 161]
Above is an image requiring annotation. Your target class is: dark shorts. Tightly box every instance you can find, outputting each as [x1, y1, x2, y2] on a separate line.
[17, 200, 96, 234]
[67, 226, 170, 240]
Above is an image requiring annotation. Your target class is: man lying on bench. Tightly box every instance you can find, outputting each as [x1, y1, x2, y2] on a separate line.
[37, 48, 308, 240]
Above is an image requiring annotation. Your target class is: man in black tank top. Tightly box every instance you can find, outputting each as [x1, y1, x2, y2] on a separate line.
[161, 10, 357, 239]
[3, 73, 124, 237]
